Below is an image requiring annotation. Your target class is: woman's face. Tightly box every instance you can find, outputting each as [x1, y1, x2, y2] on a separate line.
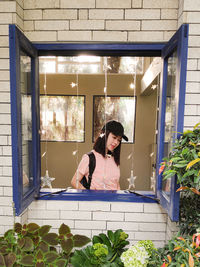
[106, 132, 122, 152]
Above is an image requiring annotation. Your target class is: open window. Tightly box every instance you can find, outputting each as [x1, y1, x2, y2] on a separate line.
[9, 24, 188, 220]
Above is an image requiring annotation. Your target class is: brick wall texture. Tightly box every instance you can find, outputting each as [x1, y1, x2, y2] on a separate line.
[0, 0, 199, 243]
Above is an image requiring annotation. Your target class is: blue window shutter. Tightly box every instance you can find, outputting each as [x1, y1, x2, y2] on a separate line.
[9, 24, 40, 215]
[156, 24, 189, 221]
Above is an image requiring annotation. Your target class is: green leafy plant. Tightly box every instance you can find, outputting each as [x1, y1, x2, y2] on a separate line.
[179, 192, 200, 235]
[0, 222, 90, 267]
[148, 232, 200, 267]
[159, 123, 200, 195]
[71, 229, 129, 266]
[159, 123, 200, 235]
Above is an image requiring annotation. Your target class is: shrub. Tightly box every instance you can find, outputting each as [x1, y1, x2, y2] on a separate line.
[71, 229, 129, 267]
[159, 123, 200, 235]
[148, 232, 200, 266]
[0, 222, 90, 267]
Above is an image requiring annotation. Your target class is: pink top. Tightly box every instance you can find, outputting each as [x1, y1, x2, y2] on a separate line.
[78, 150, 120, 190]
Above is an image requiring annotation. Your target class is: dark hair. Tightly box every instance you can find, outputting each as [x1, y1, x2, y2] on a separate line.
[93, 130, 121, 166]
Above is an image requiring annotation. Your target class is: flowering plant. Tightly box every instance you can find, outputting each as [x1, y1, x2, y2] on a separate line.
[159, 232, 200, 267]
[159, 123, 200, 195]
[121, 240, 155, 267]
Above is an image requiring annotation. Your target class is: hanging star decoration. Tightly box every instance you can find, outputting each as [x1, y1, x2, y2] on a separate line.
[41, 170, 55, 191]
[127, 170, 137, 191]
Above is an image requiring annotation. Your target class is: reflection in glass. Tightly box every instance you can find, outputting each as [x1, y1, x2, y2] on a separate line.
[20, 52, 33, 194]
[40, 96, 85, 142]
[162, 50, 177, 194]
[93, 96, 136, 143]
[39, 56, 143, 75]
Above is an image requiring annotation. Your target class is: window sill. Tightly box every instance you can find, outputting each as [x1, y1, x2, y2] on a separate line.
[37, 189, 158, 203]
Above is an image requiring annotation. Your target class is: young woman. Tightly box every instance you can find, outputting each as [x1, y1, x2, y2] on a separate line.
[71, 120, 128, 190]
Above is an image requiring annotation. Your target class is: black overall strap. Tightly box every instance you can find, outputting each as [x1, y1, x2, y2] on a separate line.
[80, 152, 96, 189]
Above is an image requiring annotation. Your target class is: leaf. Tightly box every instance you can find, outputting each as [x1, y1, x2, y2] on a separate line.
[60, 239, 73, 255]
[189, 252, 194, 267]
[190, 188, 200, 195]
[14, 223, 22, 234]
[173, 246, 181, 251]
[195, 252, 200, 257]
[22, 237, 34, 251]
[0, 245, 9, 255]
[39, 225, 52, 237]
[167, 255, 172, 263]
[163, 171, 177, 180]
[186, 158, 200, 170]
[107, 231, 115, 243]
[27, 223, 40, 233]
[42, 233, 59, 246]
[194, 122, 200, 129]
[4, 230, 15, 242]
[174, 163, 188, 168]
[55, 259, 68, 267]
[176, 186, 189, 192]
[37, 241, 49, 253]
[0, 254, 6, 266]
[44, 251, 59, 263]
[182, 148, 189, 155]
[17, 238, 25, 249]
[113, 229, 122, 244]
[92, 235, 102, 244]
[98, 233, 111, 248]
[19, 255, 34, 266]
[36, 250, 43, 261]
[73, 235, 91, 247]
[59, 224, 70, 235]
[170, 157, 182, 162]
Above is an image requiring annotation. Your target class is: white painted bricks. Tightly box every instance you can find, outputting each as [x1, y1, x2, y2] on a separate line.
[143, 0, 178, 9]
[24, 0, 59, 9]
[26, 200, 167, 244]
[89, 9, 123, 20]
[96, 0, 131, 9]
[42, 10, 77, 20]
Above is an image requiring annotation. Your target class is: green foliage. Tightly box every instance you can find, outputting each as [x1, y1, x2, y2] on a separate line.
[160, 124, 200, 235]
[148, 232, 200, 267]
[0, 223, 90, 267]
[71, 229, 129, 267]
[160, 124, 200, 194]
[179, 192, 200, 235]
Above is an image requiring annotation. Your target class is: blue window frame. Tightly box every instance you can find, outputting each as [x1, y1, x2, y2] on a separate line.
[9, 24, 188, 220]
[157, 24, 189, 221]
[9, 25, 40, 215]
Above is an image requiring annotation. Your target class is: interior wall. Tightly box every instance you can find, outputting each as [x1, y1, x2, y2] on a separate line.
[40, 73, 157, 190]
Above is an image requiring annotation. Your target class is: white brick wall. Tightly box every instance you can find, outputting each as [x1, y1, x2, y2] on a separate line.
[178, 1, 200, 129]
[27, 200, 167, 246]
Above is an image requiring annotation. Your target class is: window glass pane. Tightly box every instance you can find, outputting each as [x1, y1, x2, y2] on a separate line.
[57, 63, 100, 74]
[162, 50, 177, 194]
[93, 96, 136, 143]
[20, 52, 34, 194]
[40, 96, 85, 142]
[39, 56, 143, 74]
